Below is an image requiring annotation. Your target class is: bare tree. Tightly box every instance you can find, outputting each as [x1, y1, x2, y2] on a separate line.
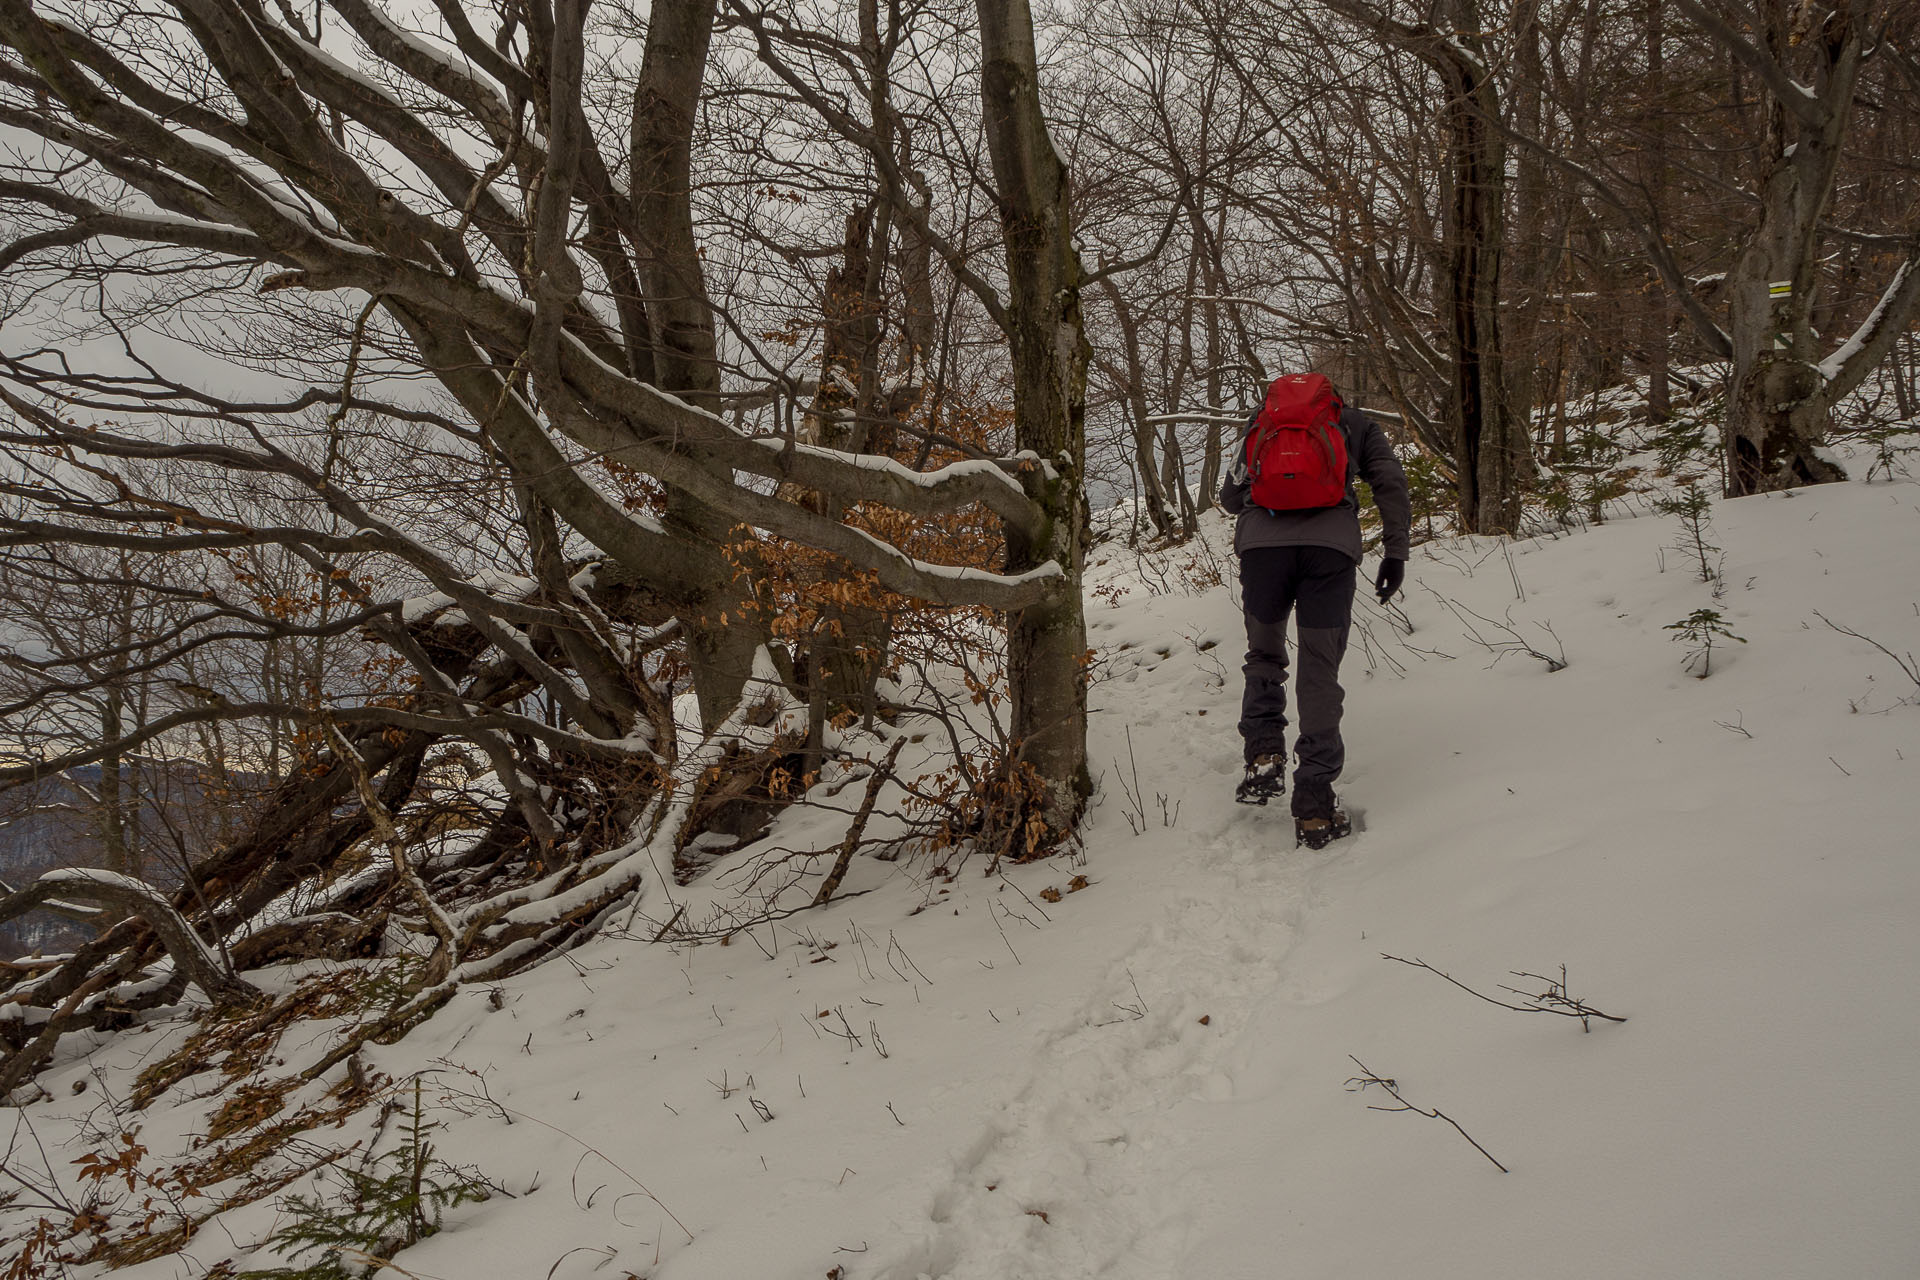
[0, 0, 1098, 1091]
[727, 0, 1104, 827]
[1319, 0, 1534, 533]
[1687, 0, 1920, 492]
[1492, 0, 1920, 493]
[976, 0, 1096, 826]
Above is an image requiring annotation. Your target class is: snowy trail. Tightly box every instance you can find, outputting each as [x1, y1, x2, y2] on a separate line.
[871, 571, 1338, 1280]
[874, 813, 1321, 1280]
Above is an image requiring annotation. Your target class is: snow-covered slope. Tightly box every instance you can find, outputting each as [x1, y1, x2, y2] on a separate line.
[14, 473, 1919, 1280]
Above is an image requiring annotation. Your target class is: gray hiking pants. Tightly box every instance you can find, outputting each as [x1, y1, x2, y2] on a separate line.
[1236, 545, 1356, 819]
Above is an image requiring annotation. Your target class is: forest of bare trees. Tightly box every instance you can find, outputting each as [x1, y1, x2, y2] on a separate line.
[2, 0, 1916, 1097]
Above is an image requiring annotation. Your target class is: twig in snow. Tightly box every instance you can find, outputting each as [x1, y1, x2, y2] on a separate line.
[1115, 725, 1150, 835]
[546, 1245, 618, 1280]
[1814, 611, 1920, 694]
[821, 1007, 863, 1049]
[848, 922, 875, 981]
[886, 932, 933, 986]
[1422, 542, 1503, 579]
[1095, 968, 1150, 1025]
[1352, 614, 1410, 678]
[1345, 1056, 1508, 1173]
[496, 1105, 693, 1241]
[1714, 714, 1754, 738]
[1382, 955, 1626, 1031]
[1425, 590, 1567, 672]
[999, 878, 1052, 926]
[1, 1111, 82, 1215]
[708, 1070, 751, 1099]
[990, 902, 1022, 965]
[428, 1059, 514, 1125]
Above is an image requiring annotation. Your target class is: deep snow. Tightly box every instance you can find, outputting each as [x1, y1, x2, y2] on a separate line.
[8, 470, 1919, 1280]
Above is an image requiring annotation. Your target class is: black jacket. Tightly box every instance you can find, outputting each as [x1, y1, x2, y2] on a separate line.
[1219, 405, 1413, 563]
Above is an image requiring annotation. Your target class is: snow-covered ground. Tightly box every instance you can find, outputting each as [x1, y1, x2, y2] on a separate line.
[10, 466, 1920, 1279]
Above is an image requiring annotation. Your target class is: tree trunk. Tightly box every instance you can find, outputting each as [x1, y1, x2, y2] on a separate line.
[976, 0, 1091, 837]
[1438, 0, 1526, 534]
[631, 0, 771, 727]
[1895, 331, 1915, 420]
[795, 200, 893, 725]
[1727, 223, 1835, 492]
[99, 683, 129, 879]
[1193, 201, 1240, 512]
[1504, 0, 1550, 461]
[1097, 276, 1177, 537]
[98, 581, 137, 884]
[1329, 0, 1531, 532]
[894, 133, 939, 393]
[1726, 241, 1847, 493]
[1721, 0, 1851, 495]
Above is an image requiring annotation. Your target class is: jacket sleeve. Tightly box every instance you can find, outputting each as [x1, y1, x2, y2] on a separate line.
[1347, 409, 1413, 561]
[1218, 417, 1253, 514]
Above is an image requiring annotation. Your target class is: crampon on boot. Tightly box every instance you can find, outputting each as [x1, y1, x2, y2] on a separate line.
[1235, 756, 1285, 805]
[1294, 810, 1352, 850]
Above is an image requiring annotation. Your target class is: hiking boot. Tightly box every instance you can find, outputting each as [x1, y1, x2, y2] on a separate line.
[1235, 755, 1286, 805]
[1295, 810, 1352, 850]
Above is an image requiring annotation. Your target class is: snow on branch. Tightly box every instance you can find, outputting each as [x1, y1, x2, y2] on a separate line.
[0, 869, 259, 1008]
[1141, 410, 1250, 427]
[1818, 257, 1920, 398]
[553, 338, 1049, 541]
[352, 647, 802, 996]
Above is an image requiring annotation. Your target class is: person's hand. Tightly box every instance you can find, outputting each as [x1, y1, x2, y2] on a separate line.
[1375, 557, 1406, 604]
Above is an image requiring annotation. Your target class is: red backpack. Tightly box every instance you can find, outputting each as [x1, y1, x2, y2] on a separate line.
[1244, 374, 1349, 511]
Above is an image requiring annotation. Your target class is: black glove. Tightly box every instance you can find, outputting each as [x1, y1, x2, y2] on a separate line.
[1375, 557, 1406, 604]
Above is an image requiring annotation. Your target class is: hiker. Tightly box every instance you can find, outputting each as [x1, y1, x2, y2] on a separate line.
[1220, 373, 1412, 849]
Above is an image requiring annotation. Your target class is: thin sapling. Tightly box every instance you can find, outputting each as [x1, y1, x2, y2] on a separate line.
[1666, 608, 1746, 678]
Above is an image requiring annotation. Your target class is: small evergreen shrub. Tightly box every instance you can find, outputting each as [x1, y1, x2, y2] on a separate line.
[1558, 427, 1635, 525]
[1666, 608, 1745, 678]
[239, 1080, 490, 1280]
[1402, 451, 1451, 543]
[1656, 478, 1721, 583]
[1651, 413, 1713, 478]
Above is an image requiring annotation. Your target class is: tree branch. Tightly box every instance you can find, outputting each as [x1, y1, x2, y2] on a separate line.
[0, 869, 259, 1007]
[1671, 0, 1828, 131]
